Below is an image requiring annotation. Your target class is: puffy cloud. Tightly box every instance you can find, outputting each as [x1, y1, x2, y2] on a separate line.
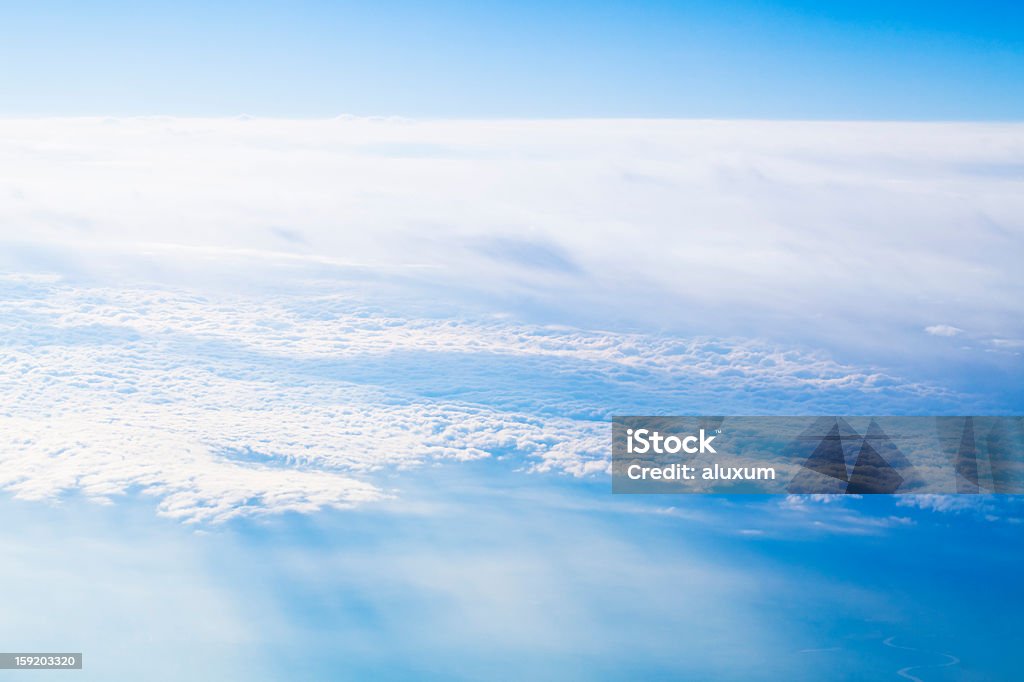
[0, 275, 963, 521]
[1, 117, 1021, 521]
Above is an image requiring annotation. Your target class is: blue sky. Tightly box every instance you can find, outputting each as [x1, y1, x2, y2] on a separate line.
[3, 468, 1023, 680]
[1, 0, 1023, 118]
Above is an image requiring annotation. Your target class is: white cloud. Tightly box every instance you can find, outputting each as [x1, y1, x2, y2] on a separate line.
[924, 325, 963, 337]
[0, 117, 1020, 521]
[771, 495, 914, 536]
[0, 277, 961, 521]
[895, 494, 991, 514]
[1, 117, 1021, 355]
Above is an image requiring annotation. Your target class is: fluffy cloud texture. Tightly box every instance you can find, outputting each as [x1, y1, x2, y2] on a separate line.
[0, 273, 971, 521]
[1, 118, 1021, 520]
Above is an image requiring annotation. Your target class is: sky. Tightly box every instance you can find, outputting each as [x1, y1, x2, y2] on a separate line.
[1, 118, 1022, 680]
[1, 0, 1023, 118]
[1, 3, 1023, 680]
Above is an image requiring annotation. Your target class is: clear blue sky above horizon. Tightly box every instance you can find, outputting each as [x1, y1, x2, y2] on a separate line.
[2, 0, 1022, 119]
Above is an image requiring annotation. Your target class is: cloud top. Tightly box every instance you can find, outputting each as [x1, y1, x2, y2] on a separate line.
[1, 118, 1021, 520]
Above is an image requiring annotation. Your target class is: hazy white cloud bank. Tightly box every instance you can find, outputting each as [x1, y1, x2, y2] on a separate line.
[1, 117, 1021, 349]
[0, 118, 1021, 520]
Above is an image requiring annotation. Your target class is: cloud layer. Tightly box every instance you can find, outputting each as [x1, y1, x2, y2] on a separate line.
[2, 117, 1021, 349]
[1, 118, 1021, 520]
[0, 272, 974, 521]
